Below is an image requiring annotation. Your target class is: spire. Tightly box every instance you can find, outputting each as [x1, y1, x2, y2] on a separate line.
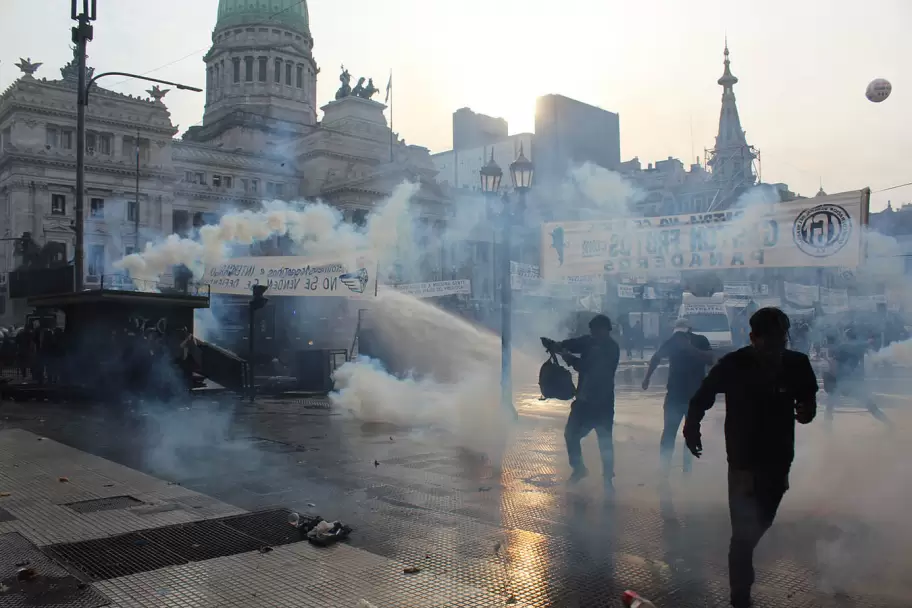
[717, 37, 739, 93]
[707, 40, 756, 186]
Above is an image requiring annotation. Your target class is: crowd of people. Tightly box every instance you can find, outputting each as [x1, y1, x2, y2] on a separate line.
[0, 322, 196, 397]
[541, 306, 893, 608]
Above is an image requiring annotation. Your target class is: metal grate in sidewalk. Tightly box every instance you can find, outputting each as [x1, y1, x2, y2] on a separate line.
[63, 495, 143, 514]
[44, 508, 304, 581]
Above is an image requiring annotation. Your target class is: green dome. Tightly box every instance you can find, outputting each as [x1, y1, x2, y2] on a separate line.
[216, 0, 309, 34]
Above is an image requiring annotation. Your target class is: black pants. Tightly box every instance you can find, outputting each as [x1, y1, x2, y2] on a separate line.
[564, 402, 614, 479]
[728, 467, 789, 603]
[661, 397, 692, 473]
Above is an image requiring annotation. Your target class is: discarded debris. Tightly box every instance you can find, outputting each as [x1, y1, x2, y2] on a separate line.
[258, 546, 273, 554]
[306, 503, 316, 508]
[16, 568, 37, 582]
[358, 601, 379, 608]
[506, 595, 518, 604]
[403, 566, 421, 574]
[14, 561, 29, 568]
[307, 519, 353, 547]
[389, 437, 394, 442]
[373, 460, 380, 467]
[76, 582, 88, 590]
[479, 486, 492, 492]
[0, 492, 11, 497]
[58, 477, 69, 483]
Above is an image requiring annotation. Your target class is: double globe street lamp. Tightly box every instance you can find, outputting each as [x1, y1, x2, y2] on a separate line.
[479, 145, 534, 417]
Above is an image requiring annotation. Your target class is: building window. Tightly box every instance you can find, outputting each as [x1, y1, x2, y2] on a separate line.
[233, 57, 241, 83]
[244, 56, 254, 82]
[258, 57, 267, 82]
[275, 183, 284, 198]
[90, 197, 105, 217]
[241, 178, 249, 192]
[87, 245, 105, 277]
[213, 175, 222, 188]
[61, 130, 73, 150]
[224, 176, 233, 189]
[46, 126, 58, 148]
[195, 172, 205, 185]
[274, 59, 282, 83]
[185, 171, 193, 182]
[352, 209, 368, 227]
[46, 241, 67, 266]
[127, 201, 138, 222]
[295, 65, 303, 88]
[125, 246, 136, 256]
[251, 179, 259, 193]
[285, 62, 292, 85]
[51, 194, 66, 215]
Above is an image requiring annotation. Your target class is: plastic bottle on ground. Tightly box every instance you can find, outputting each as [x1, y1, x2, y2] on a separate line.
[622, 590, 657, 608]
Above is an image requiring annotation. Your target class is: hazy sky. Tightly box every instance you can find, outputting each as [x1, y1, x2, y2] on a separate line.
[1, 0, 910, 210]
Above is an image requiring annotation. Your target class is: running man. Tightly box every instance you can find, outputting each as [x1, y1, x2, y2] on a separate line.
[683, 307, 818, 608]
[823, 327, 891, 427]
[642, 317, 714, 478]
[541, 314, 621, 492]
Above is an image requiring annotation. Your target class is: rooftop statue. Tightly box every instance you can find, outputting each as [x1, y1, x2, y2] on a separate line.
[147, 85, 170, 102]
[15, 58, 42, 76]
[355, 77, 379, 100]
[335, 65, 352, 100]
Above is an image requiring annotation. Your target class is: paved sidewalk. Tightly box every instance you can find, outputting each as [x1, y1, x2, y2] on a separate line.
[0, 428, 526, 607]
[1, 389, 910, 607]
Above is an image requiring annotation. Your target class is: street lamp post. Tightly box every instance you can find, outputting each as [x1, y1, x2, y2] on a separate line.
[71, 1, 201, 291]
[506, 145, 534, 415]
[480, 146, 533, 417]
[249, 284, 269, 402]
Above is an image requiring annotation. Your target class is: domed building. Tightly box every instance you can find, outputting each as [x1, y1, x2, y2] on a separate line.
[0, 1, 449, 326]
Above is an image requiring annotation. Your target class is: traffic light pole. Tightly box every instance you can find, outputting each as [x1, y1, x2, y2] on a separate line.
[248, 303, 255, 402]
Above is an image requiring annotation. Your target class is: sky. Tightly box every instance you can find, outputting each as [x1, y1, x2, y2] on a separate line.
[1, 0, 910, 211]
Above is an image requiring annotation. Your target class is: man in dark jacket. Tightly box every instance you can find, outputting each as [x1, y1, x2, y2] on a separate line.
[683, 307, 817, 608]
[642, 317, 714, 477]
[542, 314, 620, 490]
[824, 327, 891, 427]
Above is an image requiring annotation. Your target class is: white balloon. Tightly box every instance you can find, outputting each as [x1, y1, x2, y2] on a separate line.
[866, 78, 892, 103]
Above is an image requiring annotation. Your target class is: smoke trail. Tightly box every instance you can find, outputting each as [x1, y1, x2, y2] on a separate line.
[114, 182, 420, 284]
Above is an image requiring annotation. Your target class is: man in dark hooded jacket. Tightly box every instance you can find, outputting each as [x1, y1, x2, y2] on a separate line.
[683, 307, 818, 608]
[542, 314, 620, 490]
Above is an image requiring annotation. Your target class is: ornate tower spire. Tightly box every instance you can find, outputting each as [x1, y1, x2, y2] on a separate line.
[707, 40, 755, 186]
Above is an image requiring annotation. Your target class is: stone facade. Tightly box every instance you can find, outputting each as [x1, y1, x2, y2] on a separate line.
[0, 2, 449, 325]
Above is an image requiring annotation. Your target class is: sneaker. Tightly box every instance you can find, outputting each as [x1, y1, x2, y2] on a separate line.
[568, 467, 588, 484]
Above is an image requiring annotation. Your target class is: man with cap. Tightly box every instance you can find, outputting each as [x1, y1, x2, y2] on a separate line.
[683, 307, 818, 608]
[642, 317, 714, 478]
[541, 313, 620, 490]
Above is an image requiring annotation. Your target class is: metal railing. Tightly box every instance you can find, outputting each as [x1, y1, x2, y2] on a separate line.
[90, 274, 211, 297]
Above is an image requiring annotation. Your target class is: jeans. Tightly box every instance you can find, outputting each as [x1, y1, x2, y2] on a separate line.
[728, 467, 789, 604]
[661, 397, 692, 474]
[823, 375, 891, 427]
[564, 401, 614, 479]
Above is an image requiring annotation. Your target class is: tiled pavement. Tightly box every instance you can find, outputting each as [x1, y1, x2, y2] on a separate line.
[0, 385, 911, 607]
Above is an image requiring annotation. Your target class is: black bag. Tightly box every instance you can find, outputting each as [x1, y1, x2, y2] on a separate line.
[539, 353, 575, 401]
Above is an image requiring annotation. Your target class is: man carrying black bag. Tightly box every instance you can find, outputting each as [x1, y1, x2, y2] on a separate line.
[541, 314, 620, 491]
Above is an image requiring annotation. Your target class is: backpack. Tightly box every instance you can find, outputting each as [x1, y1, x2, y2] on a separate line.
[539, 353, 576, 401]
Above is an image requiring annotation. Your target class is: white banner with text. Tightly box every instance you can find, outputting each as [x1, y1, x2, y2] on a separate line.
[540, 190, 867, 279]
[386, 280, 471, 298]
[204, 255, 377, 297]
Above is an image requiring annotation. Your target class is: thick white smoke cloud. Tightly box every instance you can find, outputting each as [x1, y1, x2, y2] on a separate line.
[115, 182, 420, 283]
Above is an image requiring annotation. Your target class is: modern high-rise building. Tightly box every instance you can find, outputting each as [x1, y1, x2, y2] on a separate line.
[452, 108, 508, 151]
[532, 94, 621, 182]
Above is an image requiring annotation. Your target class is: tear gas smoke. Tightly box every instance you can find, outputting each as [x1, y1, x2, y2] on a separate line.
[329, 289, 541, 456]
[115, 182, 420, 284]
